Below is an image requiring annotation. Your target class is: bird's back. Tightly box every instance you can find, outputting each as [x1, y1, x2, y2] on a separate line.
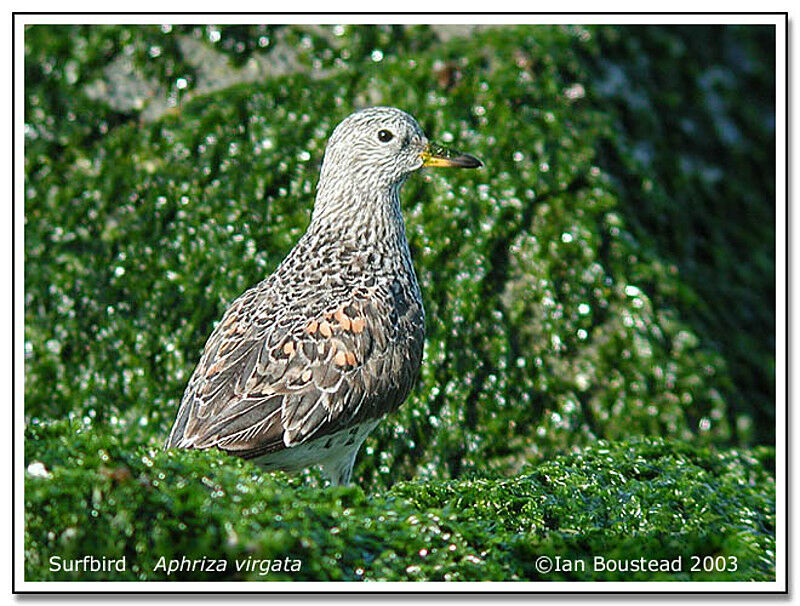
[165, 228, 425, 475]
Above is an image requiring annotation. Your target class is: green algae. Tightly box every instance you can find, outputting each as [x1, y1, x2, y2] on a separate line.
[25, 424, 774, 581]
[23, 24, 777, 581]
[584, 26, 776, 445]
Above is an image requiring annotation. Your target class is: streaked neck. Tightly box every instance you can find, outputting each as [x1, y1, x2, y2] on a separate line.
[309, 177, 408, 250]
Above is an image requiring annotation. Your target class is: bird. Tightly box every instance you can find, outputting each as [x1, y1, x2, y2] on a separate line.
[165, 106, 482, 485]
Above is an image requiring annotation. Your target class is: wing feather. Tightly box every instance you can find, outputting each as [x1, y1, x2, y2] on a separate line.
[165, 278, 424, 460]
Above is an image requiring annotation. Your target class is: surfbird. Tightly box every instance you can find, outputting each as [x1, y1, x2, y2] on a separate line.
[165, 107, 482, 485]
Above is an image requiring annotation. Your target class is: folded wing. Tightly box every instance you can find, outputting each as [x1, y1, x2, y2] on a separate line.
[165, 281, 423, 459]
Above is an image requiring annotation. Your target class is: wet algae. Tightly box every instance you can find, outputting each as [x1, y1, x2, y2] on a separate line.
[26, 423, 774, 581]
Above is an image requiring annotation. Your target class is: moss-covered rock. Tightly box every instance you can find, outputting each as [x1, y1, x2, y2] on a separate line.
[24, 24, 776, 582]
[585, 26, 776, 445]
[25, 423, 774, 581]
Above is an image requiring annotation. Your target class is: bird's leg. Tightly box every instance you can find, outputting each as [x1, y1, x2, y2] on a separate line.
[322, 448, 358, 486]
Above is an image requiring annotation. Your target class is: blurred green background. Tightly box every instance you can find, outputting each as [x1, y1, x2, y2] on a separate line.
[24, 24, 777, 582]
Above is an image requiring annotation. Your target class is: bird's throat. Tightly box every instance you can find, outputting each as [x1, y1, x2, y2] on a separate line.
[310, 179, 408, 251]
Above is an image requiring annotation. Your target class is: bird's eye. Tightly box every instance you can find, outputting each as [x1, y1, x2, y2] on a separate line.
[377, 129, 394, 143]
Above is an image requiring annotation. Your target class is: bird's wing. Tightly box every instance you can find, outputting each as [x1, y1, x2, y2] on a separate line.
[165, 280, 423, 458]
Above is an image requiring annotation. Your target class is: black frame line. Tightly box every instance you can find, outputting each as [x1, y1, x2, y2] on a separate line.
[12, 11, 789, 595]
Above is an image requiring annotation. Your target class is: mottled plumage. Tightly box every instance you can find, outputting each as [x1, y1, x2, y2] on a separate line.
[165, 107, 481, 485]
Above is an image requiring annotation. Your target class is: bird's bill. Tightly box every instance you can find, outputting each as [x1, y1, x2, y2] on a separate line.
[421, 142, 483, 169]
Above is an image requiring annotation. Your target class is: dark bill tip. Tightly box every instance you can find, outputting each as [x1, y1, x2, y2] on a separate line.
[445, 152, 483, 169]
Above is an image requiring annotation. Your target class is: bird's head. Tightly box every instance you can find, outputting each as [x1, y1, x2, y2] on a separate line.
[319, 107, 482, 193]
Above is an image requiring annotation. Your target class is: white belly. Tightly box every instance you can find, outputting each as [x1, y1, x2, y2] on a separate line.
[251, 419, 381, 485]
